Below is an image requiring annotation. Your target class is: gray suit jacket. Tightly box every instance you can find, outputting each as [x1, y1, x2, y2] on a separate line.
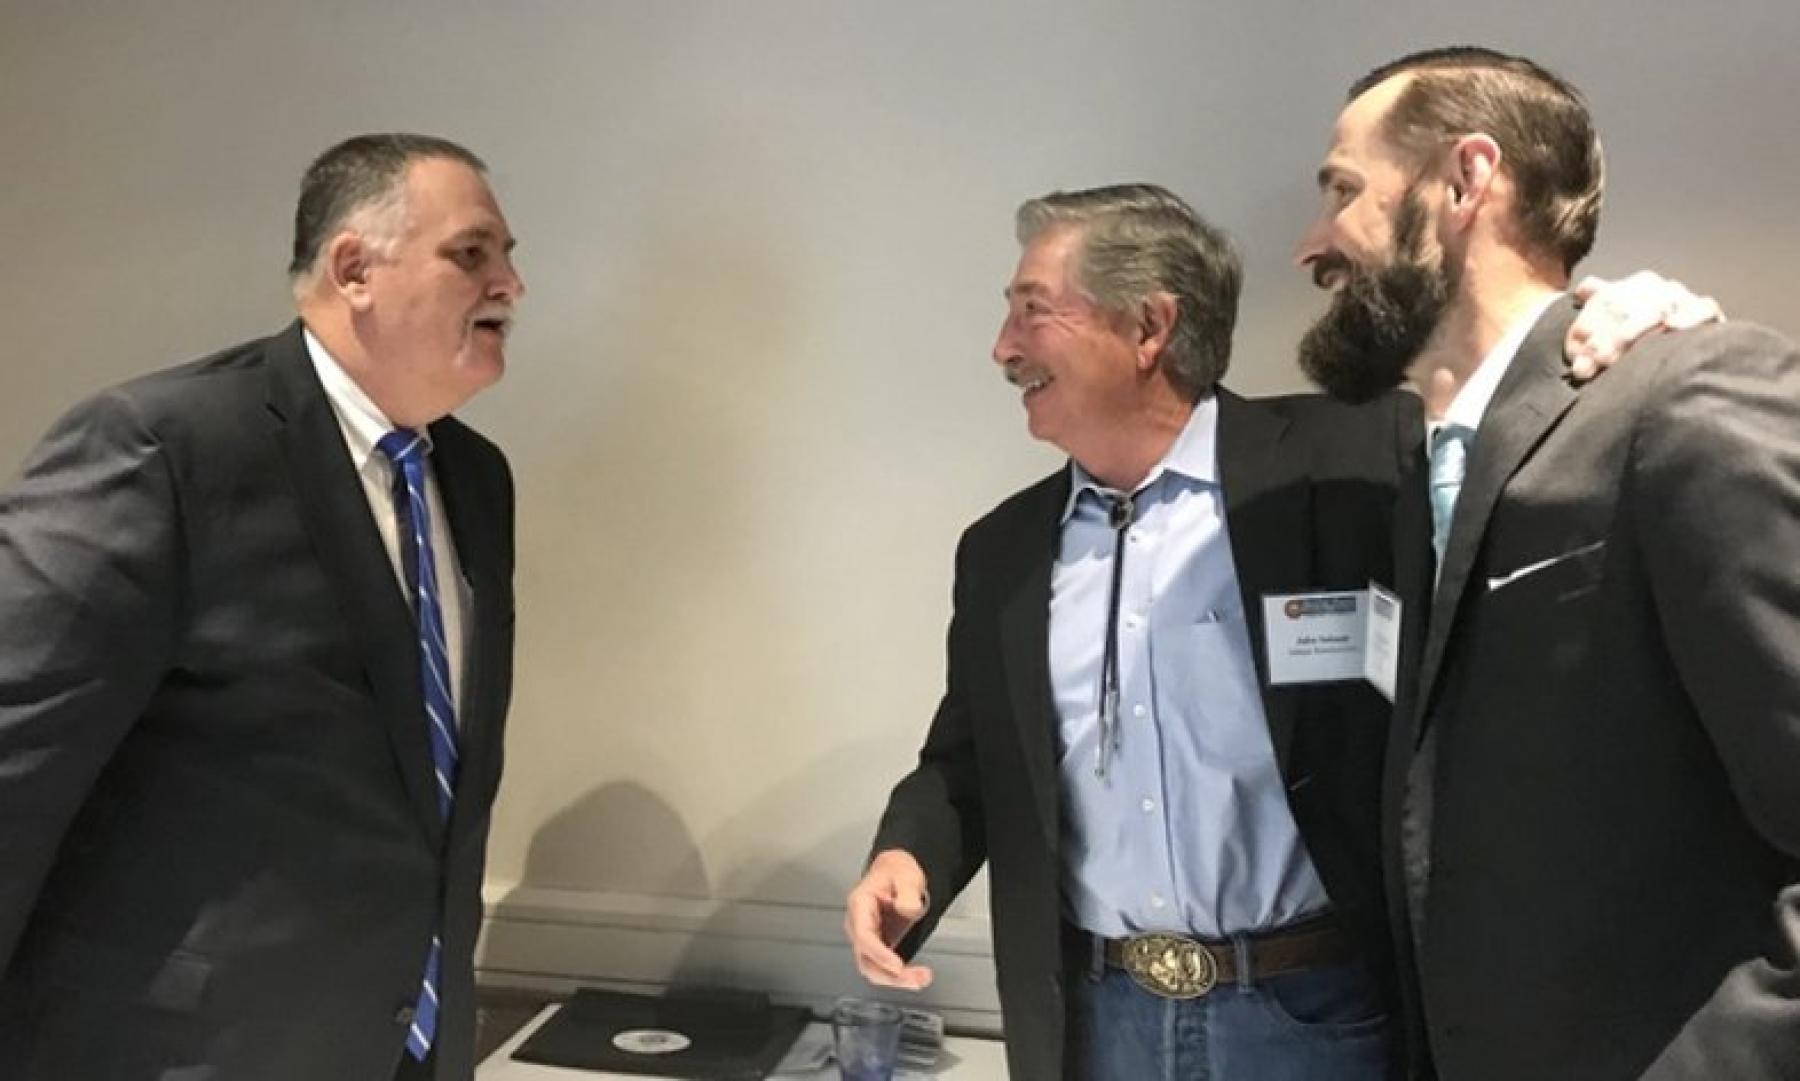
[1390, 298, 1800, 1080]
[0, 322, 516, 1080]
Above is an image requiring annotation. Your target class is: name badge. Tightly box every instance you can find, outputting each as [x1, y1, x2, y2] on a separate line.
[1261, 583, 1404, 698]
[1261, 591, 1367, 684]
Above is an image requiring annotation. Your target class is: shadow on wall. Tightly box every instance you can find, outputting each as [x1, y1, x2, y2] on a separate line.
[503, 730, 899, 908]
[492, 733, 965, 1005]
[665, 834, 866, 994]
[514, 779, 709, 897]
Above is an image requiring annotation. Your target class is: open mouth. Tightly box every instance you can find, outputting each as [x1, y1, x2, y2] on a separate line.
[471, 314, 512, 339]
[1311, 258, 1352, 292]
[1004, 362, 1052, 399]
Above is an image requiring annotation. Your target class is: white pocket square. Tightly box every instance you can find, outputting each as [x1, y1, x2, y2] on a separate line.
[1486, 540, 1607, 592]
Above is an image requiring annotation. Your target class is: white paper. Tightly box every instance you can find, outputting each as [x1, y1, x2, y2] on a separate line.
[1363, 582, 1401, 702]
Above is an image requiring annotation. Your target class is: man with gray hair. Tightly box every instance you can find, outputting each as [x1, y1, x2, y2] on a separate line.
[0, 132, 523, 1081]
[847, 182, 1411, 1080]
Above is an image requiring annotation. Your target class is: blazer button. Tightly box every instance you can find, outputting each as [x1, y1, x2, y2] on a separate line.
[395, 1005, 418, 1026]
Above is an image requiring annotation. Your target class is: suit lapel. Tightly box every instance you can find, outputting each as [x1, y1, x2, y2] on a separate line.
[1215, 389, 1308, 769]
[264, 322, 447, 845]
[1414, 299, 1581, 733]
[1391, 434, 1434, 748]
[998, 472, 1069, 854]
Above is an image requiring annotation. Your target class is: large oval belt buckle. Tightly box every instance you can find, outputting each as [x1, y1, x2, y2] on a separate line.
[1121, 933, 1218, 999]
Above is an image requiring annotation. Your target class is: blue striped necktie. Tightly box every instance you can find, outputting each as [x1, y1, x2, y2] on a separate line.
[377, 428, 459, 1062]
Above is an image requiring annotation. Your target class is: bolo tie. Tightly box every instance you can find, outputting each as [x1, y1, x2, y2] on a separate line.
[1096, 491, 1134, 780]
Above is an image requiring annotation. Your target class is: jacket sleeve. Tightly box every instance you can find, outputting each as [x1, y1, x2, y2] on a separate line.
[1634, 324, 1800, 1079]
[868, 528, 990, 955]
[0, 391, 180, 972]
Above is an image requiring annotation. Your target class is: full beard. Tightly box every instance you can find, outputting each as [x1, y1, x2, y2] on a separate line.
[1297, 192, 1454, 404]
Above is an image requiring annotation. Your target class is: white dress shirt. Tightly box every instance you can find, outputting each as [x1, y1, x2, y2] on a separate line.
[1429, 291, 1565, 441]
[304, 328, 471, 718]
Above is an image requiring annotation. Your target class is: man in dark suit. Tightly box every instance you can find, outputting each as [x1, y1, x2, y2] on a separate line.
[1295, 47, 1800, 1080]
[846, 184, 1412, 1080]
[0, 133, 523, 1081]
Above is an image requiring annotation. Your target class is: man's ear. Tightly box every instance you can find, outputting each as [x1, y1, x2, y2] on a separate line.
[1136, 292, 1179, 372]
[327, 232, 377, 312]
[1448, 133, 1501, 217]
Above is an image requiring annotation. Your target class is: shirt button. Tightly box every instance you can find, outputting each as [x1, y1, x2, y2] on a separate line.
[1141, 798, 1156, 813]
[1128, 530, 1143, 544]
[1132, 704, 1147, 718]
[1150, 894, 1166, 909]
[394, 1005, 417, 1026]
[1124, 614, 1142, 630]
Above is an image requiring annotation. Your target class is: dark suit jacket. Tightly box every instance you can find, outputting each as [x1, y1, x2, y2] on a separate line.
[1389, 299, 1800, 1080]
[872, 387, 1413, 1080]
[0, 322, 516, 1080]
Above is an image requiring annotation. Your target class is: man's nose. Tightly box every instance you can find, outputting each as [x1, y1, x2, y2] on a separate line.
[1293, 217, 1330, 273]
[991, 315, 1021, 367]
[492, 256, 525, 302]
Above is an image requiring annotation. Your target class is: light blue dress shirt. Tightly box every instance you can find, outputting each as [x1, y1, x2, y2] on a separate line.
[1051, 396, 1331, 938]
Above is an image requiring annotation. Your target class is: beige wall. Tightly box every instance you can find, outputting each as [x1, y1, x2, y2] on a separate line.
[4, 0, 1797, 1020]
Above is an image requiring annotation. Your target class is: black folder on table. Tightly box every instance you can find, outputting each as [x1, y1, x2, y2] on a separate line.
[511, 987, 812, 1079]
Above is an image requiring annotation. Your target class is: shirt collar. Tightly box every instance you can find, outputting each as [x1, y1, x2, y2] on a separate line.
[1433, 291, 1563, 441]
[1060, 393, 1218, 524]
[302, 326, 429, 469]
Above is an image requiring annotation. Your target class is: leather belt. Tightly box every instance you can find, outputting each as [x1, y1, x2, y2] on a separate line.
[1078, 917, 1353, 999]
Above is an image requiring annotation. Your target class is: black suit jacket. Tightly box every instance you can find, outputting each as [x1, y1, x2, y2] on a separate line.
[1390, 299, 1800, 1080]
[873, 387, 1413, 1080]
[0, 322, 515, 1080]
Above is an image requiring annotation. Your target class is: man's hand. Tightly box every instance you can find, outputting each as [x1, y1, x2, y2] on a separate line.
[1566, 271, 1725, 380]
[844, 848, 935, 990]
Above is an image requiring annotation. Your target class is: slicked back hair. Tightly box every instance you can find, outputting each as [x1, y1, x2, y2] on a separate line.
[288, 133, 487, 290]
[1350, 46, 1603, 274]
[1015, 183, 1241, 400]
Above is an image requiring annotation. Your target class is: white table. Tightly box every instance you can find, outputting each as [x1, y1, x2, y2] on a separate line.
[477, 1003, 1009, 1080]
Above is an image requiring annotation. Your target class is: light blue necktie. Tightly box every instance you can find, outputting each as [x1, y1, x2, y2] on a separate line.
[1429, 424, 1474, 570]
[377, 429, 459, 1062]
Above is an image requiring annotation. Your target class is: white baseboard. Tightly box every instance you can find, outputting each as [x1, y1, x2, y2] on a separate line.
[477, 883, 1004, 1035]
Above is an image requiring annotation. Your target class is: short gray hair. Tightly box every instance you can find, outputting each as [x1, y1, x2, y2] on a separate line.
[288, 133, 487, 294]
[1015, 183, 1241, 399]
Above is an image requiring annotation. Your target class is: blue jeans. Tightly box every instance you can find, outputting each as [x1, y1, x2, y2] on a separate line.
[1063, 946, 1391, 1081]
